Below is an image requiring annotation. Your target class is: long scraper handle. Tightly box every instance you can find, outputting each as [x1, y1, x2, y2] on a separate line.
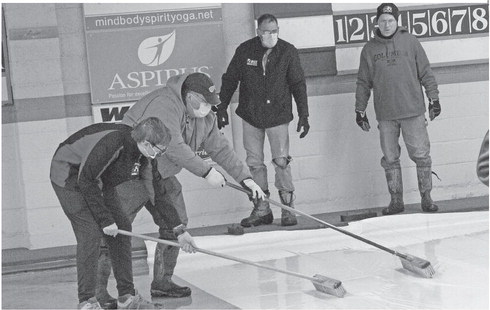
[226, 181, 405, 258]
[117, 229, 319, 282]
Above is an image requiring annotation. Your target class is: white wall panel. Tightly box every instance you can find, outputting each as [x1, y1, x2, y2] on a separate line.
[278, 15, 336, 49]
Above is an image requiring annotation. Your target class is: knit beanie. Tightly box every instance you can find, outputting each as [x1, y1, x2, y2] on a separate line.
[376, 3, 399, 20]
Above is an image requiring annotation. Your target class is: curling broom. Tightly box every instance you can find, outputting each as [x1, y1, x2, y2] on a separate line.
[117, 229, 347, 297]
[226, 181, 435, 278]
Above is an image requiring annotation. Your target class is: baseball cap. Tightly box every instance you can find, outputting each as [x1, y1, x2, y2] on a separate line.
[184, 73, 220, 106]
[377, 3, 399, 20]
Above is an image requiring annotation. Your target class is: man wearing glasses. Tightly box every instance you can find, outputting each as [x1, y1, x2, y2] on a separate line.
[50, 117, 176, 310]
[110, 72, 265, 300]
[216, 13, 310, 228]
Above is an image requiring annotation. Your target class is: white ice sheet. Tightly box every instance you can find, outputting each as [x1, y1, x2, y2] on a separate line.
[145, 212, 489, 309]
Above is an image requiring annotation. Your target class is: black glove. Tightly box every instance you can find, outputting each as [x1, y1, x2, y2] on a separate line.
[429, 99, 441, 121]
[355, 110, 371, 131]
[211, 106, 230, 129]
[297, 115, 310, 138]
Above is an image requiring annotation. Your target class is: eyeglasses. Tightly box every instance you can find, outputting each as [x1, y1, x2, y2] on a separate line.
[145, 141, 167, 157]
[259, 28, 279, 35]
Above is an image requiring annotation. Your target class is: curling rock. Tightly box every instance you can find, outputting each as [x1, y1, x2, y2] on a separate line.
[227, 223, 244, 235]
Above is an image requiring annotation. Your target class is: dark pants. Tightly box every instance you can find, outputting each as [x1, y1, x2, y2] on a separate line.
[52, 182, 135, 303]
[112, 177, 187, 237]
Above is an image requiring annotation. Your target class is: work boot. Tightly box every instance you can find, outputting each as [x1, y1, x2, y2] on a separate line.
[78, 297, 102, 310]
[117, 292, 159, 309]
[278, 190, 297, 226]
[240, 190, 273, 227]
[151, 242, 191, 298]
[95, 245, 117, 309]
[382, 168, 405, 215]
[417, 167, 439, 212]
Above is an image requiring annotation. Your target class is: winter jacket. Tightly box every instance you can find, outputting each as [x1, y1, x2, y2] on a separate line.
[477, 130, 489, 186]
[355, 27, 439, 121]
[122, 73, 251, 182]
[219, 36, 308, 128]
[50, 123, 145, 228]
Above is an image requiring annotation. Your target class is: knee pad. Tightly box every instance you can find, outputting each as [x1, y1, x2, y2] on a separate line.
[279, 190, 295, 205]
[272, 156, 292, 169]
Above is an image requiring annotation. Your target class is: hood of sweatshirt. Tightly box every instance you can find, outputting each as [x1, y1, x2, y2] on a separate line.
[373, 26, 408, 59]
[166, 73, 190, 107]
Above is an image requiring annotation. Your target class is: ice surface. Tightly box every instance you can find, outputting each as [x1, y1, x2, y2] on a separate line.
[145, 212, 489, 309]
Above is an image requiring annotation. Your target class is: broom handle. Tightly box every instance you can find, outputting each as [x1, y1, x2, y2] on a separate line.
[226, 182, 407, 259]
[117, 229, 320, 283]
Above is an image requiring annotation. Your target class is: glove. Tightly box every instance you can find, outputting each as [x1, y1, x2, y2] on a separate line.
[204, 167, 226, 187]
[429, 99, 441, 121]
[297, 115, 310, 138]
[177, 231, 197, 253]
[216, 109, 229, 129]
[241, 178, 266, 200]
[355, 110, 371, 131]
[102, 223, 119, 237]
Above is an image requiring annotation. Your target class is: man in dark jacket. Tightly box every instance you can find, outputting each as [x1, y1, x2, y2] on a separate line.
[50, 117, 182, 309]
[217, 13, 310, 227]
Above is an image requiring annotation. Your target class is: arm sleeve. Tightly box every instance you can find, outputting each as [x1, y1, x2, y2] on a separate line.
[287, 47, 308, 117]
[355, 48, 372, 112]
[414, 38, 439, 100]
[77, 132, 122, 229]
[203, 116, 251, 183]
[477, 130, 489, 186]
[219, 46, 242, 109]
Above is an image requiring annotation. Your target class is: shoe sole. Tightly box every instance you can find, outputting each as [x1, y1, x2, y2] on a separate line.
[100, 299, 118, 310]
[281, 220, 298, 226]
[150, 289, 191, 298]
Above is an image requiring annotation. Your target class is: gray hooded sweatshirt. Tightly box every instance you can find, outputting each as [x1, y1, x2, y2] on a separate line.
[355, 27, 439, 121]
[122, 74, 250, 182]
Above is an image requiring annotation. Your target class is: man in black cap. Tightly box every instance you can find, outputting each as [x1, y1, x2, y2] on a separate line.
[355, 3, 441, 216]
[94, 72, 266, 301]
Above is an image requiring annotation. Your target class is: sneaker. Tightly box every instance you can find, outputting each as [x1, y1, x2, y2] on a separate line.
[240, 212, 273, 227]
[151, 279, 191, 298]
[78, 297, 102, 310]
[117, 293, 158, 309]
[98, 297, 117, 310]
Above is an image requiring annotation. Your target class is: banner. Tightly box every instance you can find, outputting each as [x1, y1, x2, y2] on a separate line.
[84, 4, 225, 104]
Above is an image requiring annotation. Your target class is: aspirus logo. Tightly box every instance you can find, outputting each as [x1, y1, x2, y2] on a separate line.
[107, 29, 211, 92]
[138, 31, 176, 67]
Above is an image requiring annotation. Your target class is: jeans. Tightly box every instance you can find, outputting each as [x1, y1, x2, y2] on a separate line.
[378, 114, 432, 170]
[52, 182, 135, 303]
[242, 120, 294, 192]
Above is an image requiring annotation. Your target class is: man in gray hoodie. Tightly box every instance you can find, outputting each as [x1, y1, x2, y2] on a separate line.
[96, 72, 265, 303]
[355, 3, 441, 215]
